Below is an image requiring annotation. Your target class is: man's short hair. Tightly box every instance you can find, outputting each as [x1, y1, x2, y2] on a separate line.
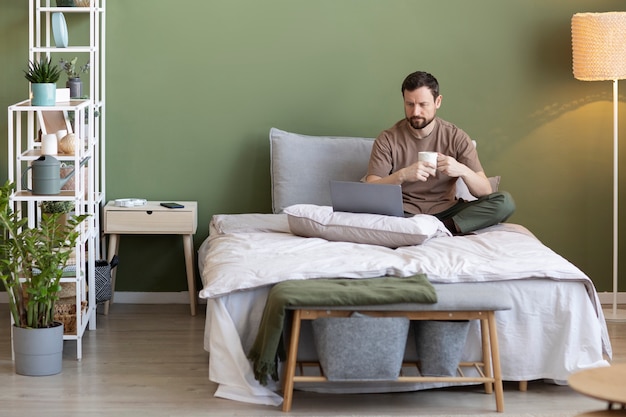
[401, 71, 440, 100]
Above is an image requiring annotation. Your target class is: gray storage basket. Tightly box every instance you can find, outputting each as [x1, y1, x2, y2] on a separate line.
[312, 313, 409, 381]
[414, 320, 470, 376]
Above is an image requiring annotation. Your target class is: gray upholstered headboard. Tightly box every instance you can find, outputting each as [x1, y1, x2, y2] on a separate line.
[269, 128, 374, 214]
[269, 127, 499, 214]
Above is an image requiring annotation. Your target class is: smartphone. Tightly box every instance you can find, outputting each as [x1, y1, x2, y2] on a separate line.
[160, 202, 185, 209]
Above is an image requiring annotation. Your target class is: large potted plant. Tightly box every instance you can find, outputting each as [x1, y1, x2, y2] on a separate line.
[24, 57, 62, 106]
[0, 182, 87, 375]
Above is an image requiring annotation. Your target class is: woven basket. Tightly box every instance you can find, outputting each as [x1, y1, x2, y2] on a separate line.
[58, 282, 75, 298]
[54, 299, 88, 335]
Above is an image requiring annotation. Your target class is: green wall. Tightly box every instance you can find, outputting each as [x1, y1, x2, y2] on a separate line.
[1, 0, 625, 294]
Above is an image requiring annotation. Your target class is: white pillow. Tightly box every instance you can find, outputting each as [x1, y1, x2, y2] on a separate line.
[455, 176, 501, 201]
[284, 204, 451, 248]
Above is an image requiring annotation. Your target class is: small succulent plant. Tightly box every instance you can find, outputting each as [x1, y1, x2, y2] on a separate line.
[24, 57, 62, 84]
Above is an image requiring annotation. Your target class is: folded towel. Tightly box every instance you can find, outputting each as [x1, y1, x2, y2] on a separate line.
[248, 274, 437, 385]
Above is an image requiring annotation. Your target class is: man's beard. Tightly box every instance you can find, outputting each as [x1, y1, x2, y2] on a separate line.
[407, 115, 435, 130]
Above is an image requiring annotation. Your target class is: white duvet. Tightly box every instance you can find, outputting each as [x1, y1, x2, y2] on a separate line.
[200, 214, 597, 298]
[198, 213, 612, 406]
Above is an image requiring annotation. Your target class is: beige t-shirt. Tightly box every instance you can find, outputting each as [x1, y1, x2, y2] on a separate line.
[368, 117, 483, 215]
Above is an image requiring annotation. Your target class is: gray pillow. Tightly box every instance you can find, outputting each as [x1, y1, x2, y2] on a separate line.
[269, 128, 374, 213]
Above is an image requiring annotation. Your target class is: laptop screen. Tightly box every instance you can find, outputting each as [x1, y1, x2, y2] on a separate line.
[329, 180, 405, 217]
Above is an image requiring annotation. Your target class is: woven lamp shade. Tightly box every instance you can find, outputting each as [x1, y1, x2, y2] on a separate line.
[572, 12, 626, 81]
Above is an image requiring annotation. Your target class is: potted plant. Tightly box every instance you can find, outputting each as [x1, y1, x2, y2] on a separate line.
[24, 57, 62, 106]
[41, 200, 75, 227]
[0, 182, 87, 376]
[59, 57, 89, 98]
[56, 0, 91, 6]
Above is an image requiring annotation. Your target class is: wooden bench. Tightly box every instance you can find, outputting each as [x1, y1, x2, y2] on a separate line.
[281, 283, 513, 413]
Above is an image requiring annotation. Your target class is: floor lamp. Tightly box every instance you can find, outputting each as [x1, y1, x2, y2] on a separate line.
[572, 12, 626, 322]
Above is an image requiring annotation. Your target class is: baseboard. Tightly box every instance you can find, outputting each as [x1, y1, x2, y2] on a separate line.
[1, 290, 623, 306]
[0, 291, 206, 305]
[597, 291, 626, 305]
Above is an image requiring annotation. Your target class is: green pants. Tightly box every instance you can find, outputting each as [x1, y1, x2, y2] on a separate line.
[435, 191, 516, 234]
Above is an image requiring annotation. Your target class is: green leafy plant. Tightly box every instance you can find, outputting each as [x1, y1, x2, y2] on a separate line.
[59, 57, 89, 80]
[24, 57, 62, 84]
[40, 201, 74, 214]
[0, 182, 88, 329]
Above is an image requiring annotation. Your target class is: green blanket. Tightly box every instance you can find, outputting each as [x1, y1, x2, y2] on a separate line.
[247, 274, 437, 385]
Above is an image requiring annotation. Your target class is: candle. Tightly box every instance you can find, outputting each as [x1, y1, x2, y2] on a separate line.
[41, 134, 58, 155]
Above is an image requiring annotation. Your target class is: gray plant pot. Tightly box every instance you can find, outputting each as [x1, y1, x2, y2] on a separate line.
[13, 322, 64, 376]
[414, 320, 470, 376]
[66, 77, 82, 98]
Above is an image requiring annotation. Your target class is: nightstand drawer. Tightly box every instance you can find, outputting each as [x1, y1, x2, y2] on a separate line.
[105, 210, 193, 234]
[103, 201, 197, 234]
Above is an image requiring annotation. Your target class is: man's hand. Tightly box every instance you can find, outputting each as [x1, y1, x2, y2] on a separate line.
[401, 160, 437, 182]
[367, 160, 436, 184]
[436, 154, 469, 178]
[437, 154, 492, 197]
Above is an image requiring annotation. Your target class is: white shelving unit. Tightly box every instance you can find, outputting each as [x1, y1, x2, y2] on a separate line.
[6, 0, 105, 360]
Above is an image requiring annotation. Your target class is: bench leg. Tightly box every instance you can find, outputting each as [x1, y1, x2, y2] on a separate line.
[282, 310, 302, 412]
[487, 311, 505, 413]
[480, 318, 493, 394]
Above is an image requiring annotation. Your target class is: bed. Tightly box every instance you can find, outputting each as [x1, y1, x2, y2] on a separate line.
[198, 127, 612, 407]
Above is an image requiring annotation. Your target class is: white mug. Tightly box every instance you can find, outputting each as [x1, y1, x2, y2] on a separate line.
[41, 134, 58, 155]
[418, 151, 438, 169]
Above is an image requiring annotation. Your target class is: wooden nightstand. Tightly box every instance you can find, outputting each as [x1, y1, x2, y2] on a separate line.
[103, 201, 198, 315]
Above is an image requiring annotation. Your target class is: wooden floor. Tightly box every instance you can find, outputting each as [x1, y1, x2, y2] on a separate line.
[0, 303, 624, 417]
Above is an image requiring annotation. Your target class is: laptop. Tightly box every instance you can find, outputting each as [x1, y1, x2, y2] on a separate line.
[329, 180, 405, 217]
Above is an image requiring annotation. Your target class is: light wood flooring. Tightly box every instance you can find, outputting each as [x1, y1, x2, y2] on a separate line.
[0, 303, 624, 417]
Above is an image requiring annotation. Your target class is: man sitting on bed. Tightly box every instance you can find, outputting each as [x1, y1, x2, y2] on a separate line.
[365, 70, 515, 235]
